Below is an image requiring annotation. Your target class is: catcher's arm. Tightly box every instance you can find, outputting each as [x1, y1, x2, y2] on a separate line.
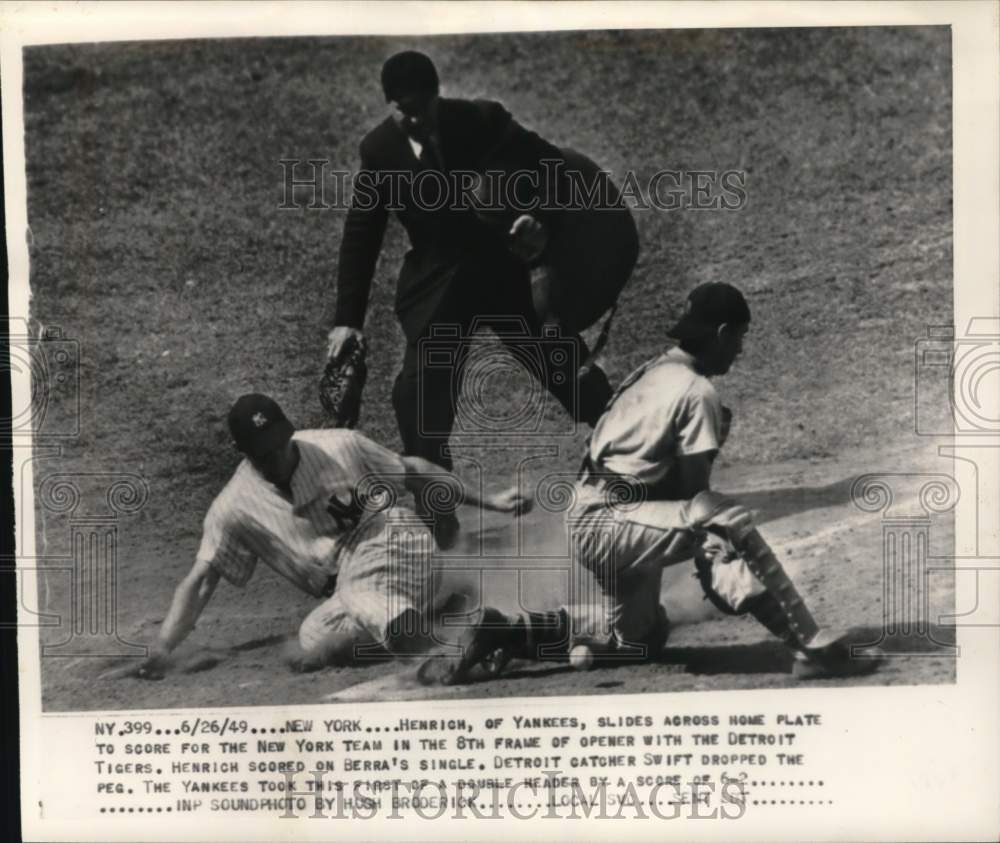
[401, 456, 533, 516]
[107, 559, 221, 680]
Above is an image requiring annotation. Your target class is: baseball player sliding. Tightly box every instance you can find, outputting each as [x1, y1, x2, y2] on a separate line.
[440, 282, 886, 683]
[120, 393, 531, 679]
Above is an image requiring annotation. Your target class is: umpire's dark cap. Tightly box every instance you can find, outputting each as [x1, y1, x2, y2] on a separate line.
[667, 282, 751, 340]
[228, 394, 295, 458]
[381, 51, 439, 102]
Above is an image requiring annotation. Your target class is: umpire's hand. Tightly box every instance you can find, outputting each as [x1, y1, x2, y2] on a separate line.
[508, 215, 548, 262]
[327, 325, 365, 360]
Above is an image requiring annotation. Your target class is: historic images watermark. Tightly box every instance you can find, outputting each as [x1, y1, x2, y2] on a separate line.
[417, 320, 583, 439]
[259, 768, 748, 821]
[16, 319, 992, 668]
[843, 318, 1000, 656]
[6, 470, 150, 660]
[913, 319, 1000, 639]
[277, 160, 748, 213]
[914, 319, 999, 437]
[3, 318, 80, 440]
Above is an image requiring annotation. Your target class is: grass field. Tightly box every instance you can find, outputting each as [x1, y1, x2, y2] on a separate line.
[21, 27, 955, 710]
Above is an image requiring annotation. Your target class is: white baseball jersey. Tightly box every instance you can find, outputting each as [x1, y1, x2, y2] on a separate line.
[197, 429, 409, 597]
[587, 346, 723, 494]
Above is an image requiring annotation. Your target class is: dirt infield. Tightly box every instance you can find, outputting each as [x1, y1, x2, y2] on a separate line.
[22, 28, 955, 711]
[39, 436, 955, 711]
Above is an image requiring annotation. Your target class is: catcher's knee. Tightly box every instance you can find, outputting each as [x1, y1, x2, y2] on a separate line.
[684, 490, 740, 528]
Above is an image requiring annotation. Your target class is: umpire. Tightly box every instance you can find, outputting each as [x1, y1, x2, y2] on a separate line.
[326, 51, 613, 544]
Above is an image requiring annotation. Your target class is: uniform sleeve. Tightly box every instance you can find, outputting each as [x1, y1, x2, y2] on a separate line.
[331, 138, 390, 329]
[474, 100, 567, 240]
[675, 386, 723, 457]
[196, 502, 258, 587]
[351, 431, 407, 481]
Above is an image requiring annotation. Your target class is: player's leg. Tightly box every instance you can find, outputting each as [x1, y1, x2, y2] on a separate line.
[393, 336, 457, 472]
[398, 258, 506, 467]
[485, 257, 612, 427]
[392, 328, 463, 548]
[560, 561, 670, 666]
[437, 557, 667, 685]
[560, 495, 701, 661]
[686, 490, 884, 677]
[292, 592, 382, 672]
[439, 493, 685, 683]
[337, 515, 443, 659]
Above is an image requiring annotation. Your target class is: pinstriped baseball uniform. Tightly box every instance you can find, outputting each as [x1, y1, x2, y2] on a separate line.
[566, 346, 763, 650]
[197, 428, 435, 655]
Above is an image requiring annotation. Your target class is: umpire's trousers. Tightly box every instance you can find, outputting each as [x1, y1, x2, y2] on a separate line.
[392, 255, 611, 473]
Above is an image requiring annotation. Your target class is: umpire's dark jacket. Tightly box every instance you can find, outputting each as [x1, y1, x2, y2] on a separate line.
[332, 98, 563, 340]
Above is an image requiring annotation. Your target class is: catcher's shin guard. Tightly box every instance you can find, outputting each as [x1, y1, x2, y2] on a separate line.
[731, 526, 820, 647]
[684, 491, 820, 647]
[742, 591, 801, 648]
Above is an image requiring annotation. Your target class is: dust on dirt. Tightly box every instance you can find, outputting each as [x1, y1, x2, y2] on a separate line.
[40, 437, 955, 711]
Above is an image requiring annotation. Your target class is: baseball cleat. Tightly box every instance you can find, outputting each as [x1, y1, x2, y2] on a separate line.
[437, 608, 517, 686]
[792, 638, 886, 680]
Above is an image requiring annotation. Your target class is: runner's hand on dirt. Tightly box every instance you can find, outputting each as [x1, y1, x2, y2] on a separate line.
[326, 326, 364, 361]
[508, 215, 547, 262]
[490, 486, 534, 516]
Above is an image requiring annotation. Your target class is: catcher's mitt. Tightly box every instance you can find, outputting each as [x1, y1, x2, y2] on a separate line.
[319, 334, 367, 428]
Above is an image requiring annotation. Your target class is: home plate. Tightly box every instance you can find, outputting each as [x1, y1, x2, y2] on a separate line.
[323, 657, 466, 703]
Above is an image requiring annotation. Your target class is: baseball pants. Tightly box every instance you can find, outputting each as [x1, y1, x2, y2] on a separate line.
[392, 256, 612, 473]
[562, 484, 766, 655]
[297, 510, 438, 661]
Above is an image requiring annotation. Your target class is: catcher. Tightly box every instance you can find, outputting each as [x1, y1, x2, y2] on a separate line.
[440, 282, 886, 683]
[117, 393, 531, 679]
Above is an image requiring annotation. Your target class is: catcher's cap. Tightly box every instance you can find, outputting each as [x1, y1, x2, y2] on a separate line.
[227, 393, 295, 458]
[667, 282, 751, 341]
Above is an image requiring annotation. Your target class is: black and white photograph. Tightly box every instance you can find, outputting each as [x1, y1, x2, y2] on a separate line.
[20, 22, 959, 709]
[4, 2, 997, 840]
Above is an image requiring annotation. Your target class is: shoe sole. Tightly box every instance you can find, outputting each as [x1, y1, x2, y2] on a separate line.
[793, 646, 886, 680]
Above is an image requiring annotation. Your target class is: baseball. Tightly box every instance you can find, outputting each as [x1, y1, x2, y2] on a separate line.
[569, 644, 595, 671]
